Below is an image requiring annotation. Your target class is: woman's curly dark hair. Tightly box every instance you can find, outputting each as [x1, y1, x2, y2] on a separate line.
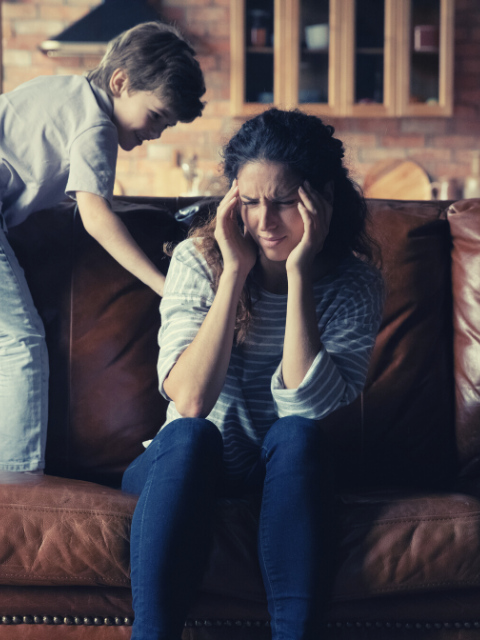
[188, 108, 379, 343]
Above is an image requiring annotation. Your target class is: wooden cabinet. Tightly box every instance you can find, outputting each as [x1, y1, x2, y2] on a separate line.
[230, 0, 454, 117]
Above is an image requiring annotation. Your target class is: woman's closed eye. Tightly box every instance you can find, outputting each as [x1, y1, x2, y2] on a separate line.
[274, 200, 297, 206]
[241, 200, 296, 207]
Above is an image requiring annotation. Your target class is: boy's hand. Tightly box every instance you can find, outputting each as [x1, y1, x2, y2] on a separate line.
[76, 191, 166, 296]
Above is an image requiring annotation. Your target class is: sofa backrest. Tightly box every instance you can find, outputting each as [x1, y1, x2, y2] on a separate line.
[9, 197, 186, 486]
[322, 199, 456, 490]
[448, 199, 480, 478]
[8, 196, 466, 489]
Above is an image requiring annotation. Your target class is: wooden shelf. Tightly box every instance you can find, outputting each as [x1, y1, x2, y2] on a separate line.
[246, 46, 274, 54]
[411, 49, 440, 54]
[356, 47, 384, 55]
[302, 47, 329, 54]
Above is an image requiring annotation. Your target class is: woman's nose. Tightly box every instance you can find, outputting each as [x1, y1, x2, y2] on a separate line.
[258, 202, 276, 229]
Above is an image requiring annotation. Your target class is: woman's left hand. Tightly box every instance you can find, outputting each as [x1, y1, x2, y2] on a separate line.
[285, 180, 333, 275]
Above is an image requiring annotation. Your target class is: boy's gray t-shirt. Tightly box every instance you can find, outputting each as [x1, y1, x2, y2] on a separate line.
[0, 75, 118, 228]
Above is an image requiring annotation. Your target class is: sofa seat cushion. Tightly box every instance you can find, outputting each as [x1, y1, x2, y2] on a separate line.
[0, 475, 135, 587]
[333, 489, 480, 600]
[3, 476, 480, 602]
[199, 491, 480, 604]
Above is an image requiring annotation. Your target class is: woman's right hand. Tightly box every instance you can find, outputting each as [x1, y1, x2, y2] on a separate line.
[215, 180, 257, 277]
[164, 181, 257, 418]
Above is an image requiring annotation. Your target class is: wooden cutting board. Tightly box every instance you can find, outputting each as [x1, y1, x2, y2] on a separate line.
[363, 159, 432, 200]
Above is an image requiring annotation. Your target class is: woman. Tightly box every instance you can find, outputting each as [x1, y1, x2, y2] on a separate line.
[122, 108, 384, 640]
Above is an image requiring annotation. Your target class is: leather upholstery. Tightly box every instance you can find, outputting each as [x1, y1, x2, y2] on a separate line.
[9, 199, 185, 486]
[3, 196, 480, 639]
[1, 476, 480, 601]
[322, 199, 456, 489]
[0, 475, 133, 587]
[448, 199, 480, 473]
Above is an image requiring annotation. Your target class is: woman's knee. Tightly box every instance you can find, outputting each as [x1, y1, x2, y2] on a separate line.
[262, 417, 334, 487]
[122, 419, 222, 495]
[263, 416, 329, 459]
[154, 417, 223, 457]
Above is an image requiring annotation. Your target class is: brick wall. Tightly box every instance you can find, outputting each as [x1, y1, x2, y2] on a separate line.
[2, 1, 99, 91]
[2, 0, 480, 197]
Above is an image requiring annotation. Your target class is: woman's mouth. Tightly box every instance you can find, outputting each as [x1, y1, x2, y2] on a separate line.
[260, 236, 285, 248]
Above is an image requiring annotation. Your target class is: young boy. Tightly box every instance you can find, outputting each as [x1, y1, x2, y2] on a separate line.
[0, 22, 205, 475]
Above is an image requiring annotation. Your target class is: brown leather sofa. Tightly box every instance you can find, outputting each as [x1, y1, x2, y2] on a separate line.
[3, 194, 480, 639]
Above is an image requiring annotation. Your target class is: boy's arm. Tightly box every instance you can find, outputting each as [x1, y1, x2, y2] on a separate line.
[76, 191, 165, 297]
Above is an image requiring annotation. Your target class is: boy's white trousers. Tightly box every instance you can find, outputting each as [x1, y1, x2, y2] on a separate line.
[0, 217, 47, 471]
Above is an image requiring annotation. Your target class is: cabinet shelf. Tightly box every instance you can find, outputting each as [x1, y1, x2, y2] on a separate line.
[411, 49, 440, 54]
[356, 47, 384, 54]
[246, 46, 274, 53]
[301, 47, 328, 54]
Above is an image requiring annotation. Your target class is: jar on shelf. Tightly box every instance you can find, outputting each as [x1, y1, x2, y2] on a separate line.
[248, 10, 270, 47]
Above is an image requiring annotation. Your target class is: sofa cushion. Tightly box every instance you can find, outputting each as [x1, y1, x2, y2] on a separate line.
[200, 490, 480, 604]
[2, 476, 480, 605]
[447, 198, 480, 474]
[0, 475, 134, 587]
[321, 199, 456, 489]
[201, 492, 480, 602]
[334, 489, 480, 600]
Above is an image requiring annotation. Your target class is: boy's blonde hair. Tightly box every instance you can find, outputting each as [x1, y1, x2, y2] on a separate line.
[87, 22, 205, 122]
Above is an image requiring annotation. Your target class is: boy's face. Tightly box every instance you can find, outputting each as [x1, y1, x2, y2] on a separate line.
[110, 69, 177, 151]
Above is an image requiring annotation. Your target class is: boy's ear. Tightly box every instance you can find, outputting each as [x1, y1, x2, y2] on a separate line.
[109, 68, 129, 97]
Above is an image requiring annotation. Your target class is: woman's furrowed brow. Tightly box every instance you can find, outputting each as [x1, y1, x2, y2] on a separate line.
[272, 186, 301, 199]
[240, 185, 300, 201]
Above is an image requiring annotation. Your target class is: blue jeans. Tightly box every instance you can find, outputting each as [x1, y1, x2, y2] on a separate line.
[122, 416, 335, 640]
[0, 222, 48, 471]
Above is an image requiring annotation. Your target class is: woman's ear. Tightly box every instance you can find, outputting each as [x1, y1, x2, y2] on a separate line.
[109, 68, 129, 97]
[237, 209, 245, 230]
[323, 180, 334, 204]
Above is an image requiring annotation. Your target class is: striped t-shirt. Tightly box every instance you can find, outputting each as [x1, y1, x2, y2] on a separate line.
[156, 238, 384, 483]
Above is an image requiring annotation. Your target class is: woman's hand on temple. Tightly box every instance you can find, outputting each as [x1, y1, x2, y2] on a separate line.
[283, 180, 330, 388]
[286, 180, 333, 275]
[165, 181, 257, 417]
[215, 180, 258, 277]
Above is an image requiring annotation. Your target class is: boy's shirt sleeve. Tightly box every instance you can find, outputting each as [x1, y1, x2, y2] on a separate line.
[65, 123, 118, 205]
[271, 264, 385, 420]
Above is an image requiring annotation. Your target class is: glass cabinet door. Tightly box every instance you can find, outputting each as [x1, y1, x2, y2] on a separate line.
[230, 0, 278, 115]
[245, 0, 275, 104]
[343, 0, 396, 116]
[298, 0, 330, 105]
[410, 0, 440, 105]
[397, 0, 454, 115]
[354, 0, 385, 105]
[281, 0, 341, 114]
